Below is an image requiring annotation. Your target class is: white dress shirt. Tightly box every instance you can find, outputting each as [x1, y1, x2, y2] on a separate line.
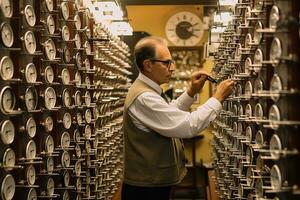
[128, 73, 222, 138]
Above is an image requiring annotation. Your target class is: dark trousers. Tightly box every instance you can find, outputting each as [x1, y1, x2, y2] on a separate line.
[121, 183, 172, 200]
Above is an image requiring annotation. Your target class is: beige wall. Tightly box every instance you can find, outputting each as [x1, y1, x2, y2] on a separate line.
[126, 5, 208, 46]
[126, 5, 214, 164]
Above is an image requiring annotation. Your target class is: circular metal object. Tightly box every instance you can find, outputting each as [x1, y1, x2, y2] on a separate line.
[0, 56, 14, 80]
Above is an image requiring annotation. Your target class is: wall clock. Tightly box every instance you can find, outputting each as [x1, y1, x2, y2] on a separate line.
[165, 11, 204, 46]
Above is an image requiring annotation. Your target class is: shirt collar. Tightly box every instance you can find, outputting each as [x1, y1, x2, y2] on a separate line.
[137, 73, 162, 94]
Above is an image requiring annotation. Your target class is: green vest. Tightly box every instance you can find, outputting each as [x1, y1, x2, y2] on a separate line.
[123, 79, 187, 187]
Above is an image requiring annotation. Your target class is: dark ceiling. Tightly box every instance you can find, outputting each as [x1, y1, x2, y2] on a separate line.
[124, 0, 218, 6]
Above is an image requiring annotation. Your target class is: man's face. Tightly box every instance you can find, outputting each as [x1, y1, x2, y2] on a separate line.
[149, 44, 175, 85]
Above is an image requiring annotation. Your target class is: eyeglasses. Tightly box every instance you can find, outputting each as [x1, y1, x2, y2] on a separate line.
[150, 59, 175, 69]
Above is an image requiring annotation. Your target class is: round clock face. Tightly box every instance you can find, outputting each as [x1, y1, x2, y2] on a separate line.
[45, 0, 54, 12]
[46, 157, 54, 173]
[25, 164, 36, 185]
[25, 117, 36, 138]
[0, 56, 14, 80]
[0, 86, 16, 114]
[27, 188, 37, 200]
[44, 87, 56, 110]
[25, 63, 37, 83]
[3, 148, 15, 171]
[46, 178, 55, 196]
[44, 115, 54, 132]
[24, 31, 36, 54]
[61, 151, 70, 168]
[165, 12, 204, 46]
[26, 140, 37, 159]
[44, 38, 56, 60]
[44, 66, 54, 83]
[61, 2, 69, 20]
[1, 0, 13, 18]
[45, 135, 54, 153]
[1, 174, 15, 200]
[61, 25, 70, 41]
[1, 22, 14, 48]
[74, 33, 81, 49]
[46, 15, 55, 35]
[0, 120, 14, 144]
[24, 86, 38, 111]
[24, 5, 36, 27]
[61, 68, 70, 85]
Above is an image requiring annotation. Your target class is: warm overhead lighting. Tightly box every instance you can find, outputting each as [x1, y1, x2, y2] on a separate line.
[94, 1, 124, 21]
[219, 0, 238, 6]
[109, 21, 133, 36]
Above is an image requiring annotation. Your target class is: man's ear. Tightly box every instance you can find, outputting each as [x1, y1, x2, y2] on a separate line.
[143, 59, 152, 73]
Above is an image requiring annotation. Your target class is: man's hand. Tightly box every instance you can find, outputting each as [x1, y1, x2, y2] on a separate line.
[213, 79, 235, 103]
[187, 70, 210, 97]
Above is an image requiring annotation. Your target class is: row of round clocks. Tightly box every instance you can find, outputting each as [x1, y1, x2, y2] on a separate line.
[0, 0, 111, 200]
[212, 0, 300, 199]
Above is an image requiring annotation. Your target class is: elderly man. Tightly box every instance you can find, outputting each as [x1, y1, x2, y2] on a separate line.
[122, 36, 234, 200]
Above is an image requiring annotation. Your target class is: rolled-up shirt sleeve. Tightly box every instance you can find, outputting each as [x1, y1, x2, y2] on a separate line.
[129, 92, 222, 138]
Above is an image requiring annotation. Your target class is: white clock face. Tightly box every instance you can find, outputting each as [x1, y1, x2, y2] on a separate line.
[165, 12, 204, 46]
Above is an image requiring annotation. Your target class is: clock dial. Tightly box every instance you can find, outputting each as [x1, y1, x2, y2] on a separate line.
[46, 157, 54, 173]
[62, 88, 72, 108]
[3, 148, 15, 171]
[84, 109, 92, 123]
[27, 188, 37, 200]
[61, 131, 70, 149]
[0, 120, 15, 145]
[74, 90, 81, 106]
[25, 63, 37, 83]
[0, 56, 14, 80]
[46, 15, 55, 35]
[84, 58, 91, 70]
[84, 41, 91, 55]
[63, 112, 72, 129]
[61, 25, 70, 41]
[43, 115, 54, 132]
[84, 125, 91, 139]
[1, 0, 13, 18]
[61, 151, 70, 168]
[24, 5, 36, 27]
[46, 178, 55, 196]
[165, 12, 204, 46]
[24, 31, 36, 54]
[44, 87, 56, 110]
[60, 2, 69, 20]
[61, 68, 70, 85]
[63, 170, 70, 186]
[25, 117, 37, 138]
[1, 22, 14, 47]
[75, 144, 81, 158]
[44, 65, 54, 83]
[1, 174, 15, 200]
[44, 38, 56, 60]
[74, 33, 81, 49]
[84, 90, 91, 106]
[74, 71, 82, 86]
[45, 0, 54, 12]
[45, 135, 54, 153]
[26, 140, 37, 159]
[76, 112, 83, 125]
[24, 86, 38, 111]
[75, 52, 82, 68]
[25, 164, 36, 185]
[0, 86, 16, 114]
[63, 46, 71, 63]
